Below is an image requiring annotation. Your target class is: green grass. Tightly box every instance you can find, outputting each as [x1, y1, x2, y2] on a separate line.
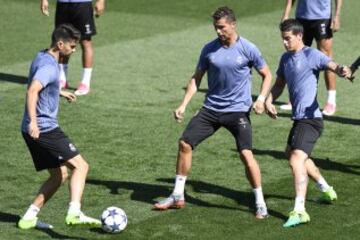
[1, 0, 360, 239]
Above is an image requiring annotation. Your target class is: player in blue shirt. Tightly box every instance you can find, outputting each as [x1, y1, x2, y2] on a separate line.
[281, 0, 343, 116]
[154, 6, 272, 219]
[18, 24, 101, 230]
[265, 19, 351, 227]
[40, 0, 106, 96]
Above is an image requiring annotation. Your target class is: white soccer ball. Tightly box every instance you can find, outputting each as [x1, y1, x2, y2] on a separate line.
[101, 206, 128, 233]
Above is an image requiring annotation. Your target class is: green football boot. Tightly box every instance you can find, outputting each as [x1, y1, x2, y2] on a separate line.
[283, 210, 310, 228]
[65, 212, 101, 227]
[18, 217, 53, 230]
[319, 187, 337, 203]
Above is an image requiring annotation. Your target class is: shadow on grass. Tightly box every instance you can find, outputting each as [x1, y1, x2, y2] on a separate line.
[86, 179, 170, 203]
[278, 112, 360, 125]
[87, 178, 286, 219]
[0, 73, 27, 84]
[253, 148, 360, 175]
[0, 211, 86, 240]
[157, 178, 287, 220]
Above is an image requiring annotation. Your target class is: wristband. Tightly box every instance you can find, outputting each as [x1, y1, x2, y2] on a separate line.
[257, 95, 266, 103]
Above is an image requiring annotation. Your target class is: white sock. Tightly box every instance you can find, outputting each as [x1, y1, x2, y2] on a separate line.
[172, 175, 187, 196]
[294, 196, 305, 212]
[316, 177, 331, 192]
[59, 64, 68, 82]
[327, 90, 336, 105]
[23, 204, 40, 220]
[81, 68, 92, 86]
[253, 187, 266, 206]
[67, 201, 81, 215]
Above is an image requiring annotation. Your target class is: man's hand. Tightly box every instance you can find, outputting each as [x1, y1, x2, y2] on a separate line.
[331, 16, 341, 32]
[40, 0, 50, 16]
[29, 121, 40, 139]
[339, 65, 353, 82]
[94, 0, 105, 18]
[265, 101, 278, 119]
[252, 100, 265, 115]
[61, 90, 77, 103]
[174, 105, 186, 123]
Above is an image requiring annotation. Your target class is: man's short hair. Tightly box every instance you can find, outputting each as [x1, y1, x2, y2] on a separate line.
[212, 6, 236, 22]
[51, 24, 81, 46]
[279, 19, 304, 35]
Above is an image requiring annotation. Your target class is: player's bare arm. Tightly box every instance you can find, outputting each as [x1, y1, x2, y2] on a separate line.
[265, 76, 286, 119]
[281, 0, 294, 22]
[253, 65, 272, 115]
[331, 0, 343, 32]
[174, 69, 204, 123]
[27, 80, 43, 139]
[327, 61, 352, 81]
[40, 0, 50, 16]
[60, 90, 77, 103]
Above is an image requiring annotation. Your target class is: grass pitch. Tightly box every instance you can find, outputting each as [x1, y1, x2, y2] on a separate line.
[0, 0, 360, 239]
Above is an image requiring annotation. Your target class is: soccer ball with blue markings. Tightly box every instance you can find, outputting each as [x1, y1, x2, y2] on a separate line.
[101, 206, 127, 233]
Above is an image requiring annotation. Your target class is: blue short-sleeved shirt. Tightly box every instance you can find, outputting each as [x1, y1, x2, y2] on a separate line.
[21, 50, 60, 133]
[276, 47, 331, 120]
[296, 0, 332, 20]
[197, 37, 266, 112]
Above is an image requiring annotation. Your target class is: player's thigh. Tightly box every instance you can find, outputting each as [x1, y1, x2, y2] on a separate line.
[312, 19, 333, 42]
[64, 154, 88, 171]
[72, 2, 97, 40]
[55, 2, 71, 27]
[297, 19, 315, 47]
[180, 108, 220, 149]
[22, 128, 80, 171]
[222, 112, 252, 151]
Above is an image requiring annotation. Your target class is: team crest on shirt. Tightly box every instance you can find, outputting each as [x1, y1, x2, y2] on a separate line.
[236, 56, 244, 65]
[69, 143, 77, 152]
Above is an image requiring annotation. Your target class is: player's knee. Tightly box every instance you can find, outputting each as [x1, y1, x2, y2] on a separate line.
[80, 159, 89, 173]
[69, 155, 89, 173]
[61, 170, 69, 184]
[179, 140, 192, 153]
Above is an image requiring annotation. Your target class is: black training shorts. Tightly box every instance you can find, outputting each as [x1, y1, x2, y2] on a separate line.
[287, 118, 323, 156]
[22, 127, 80, 171]
[55, 2, 96, 40]
[297, 18, 333, 46]
[180, 107, 252, 151]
